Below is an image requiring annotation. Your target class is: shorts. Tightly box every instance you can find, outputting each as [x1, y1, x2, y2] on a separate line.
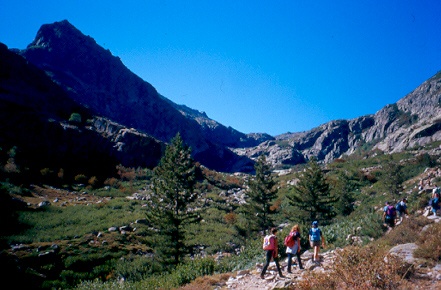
[310, 240, 321, 247]
[385, 217, 395, 227]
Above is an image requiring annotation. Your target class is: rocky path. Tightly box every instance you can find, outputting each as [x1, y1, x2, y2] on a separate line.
[220, 250, 335, 290]
[220, 217, 441, 290]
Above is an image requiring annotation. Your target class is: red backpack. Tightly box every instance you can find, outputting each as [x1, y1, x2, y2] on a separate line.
[263, 235, 275, 250]
[284, 231, 296, 248]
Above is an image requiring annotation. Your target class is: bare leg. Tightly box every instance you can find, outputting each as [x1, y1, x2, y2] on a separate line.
[313, 245, 319, 261]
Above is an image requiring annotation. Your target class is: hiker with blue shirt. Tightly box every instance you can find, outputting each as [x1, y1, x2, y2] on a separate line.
[430, 194, 440, 216]
[396, 198, 408, 223]
[308, 221, 325, 263]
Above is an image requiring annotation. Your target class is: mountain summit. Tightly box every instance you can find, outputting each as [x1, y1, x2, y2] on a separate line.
[20, 20, 269, 172]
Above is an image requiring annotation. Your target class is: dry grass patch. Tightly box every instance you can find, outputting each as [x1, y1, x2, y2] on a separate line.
[414, 221, 441, 262]
[297, 245, 414, 290]
[178, 273, 233, 290]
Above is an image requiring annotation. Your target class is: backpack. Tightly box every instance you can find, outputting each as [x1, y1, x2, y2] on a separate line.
[309, 227, 321, 241]
[396, 202, 403, 212]
[386, 205, 396, 218]
[430, 197, 439, 207]
[263, 235, 275, 250]
[284, 231, 296, 248]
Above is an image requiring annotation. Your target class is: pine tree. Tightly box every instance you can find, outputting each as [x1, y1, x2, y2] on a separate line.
[382, 157, 404, 198]
[241, 154, 278, 234]
[330, 171, 355, 216]
[287, 157, 337, 225]
[146, 133, 199, 266]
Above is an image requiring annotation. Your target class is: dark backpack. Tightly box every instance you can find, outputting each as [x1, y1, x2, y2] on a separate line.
[396, 202, 403, 212]
[386, 205, 396, 218]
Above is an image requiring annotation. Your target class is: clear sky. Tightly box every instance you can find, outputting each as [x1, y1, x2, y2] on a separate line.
[1, 1, 441, 136]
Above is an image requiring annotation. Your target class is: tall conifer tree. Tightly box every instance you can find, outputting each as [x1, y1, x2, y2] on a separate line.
[241, 154, 278, 234]
[287, 157, 337, 225]
[146, 133, 199, 266]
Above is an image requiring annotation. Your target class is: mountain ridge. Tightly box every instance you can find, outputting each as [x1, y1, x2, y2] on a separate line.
[1, 19, 441, 173]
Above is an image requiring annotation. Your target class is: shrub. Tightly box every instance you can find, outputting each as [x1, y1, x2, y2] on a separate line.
[75, 174, 88, 184]
[69, 113, 82, 123]
[88, 176, 99, 188]
[379, 216, 430, 247]
[414, 221, 441, 262]
[224, 212, 237, 225]
[104, 177, 119, 188]
[297, 245, 413, 289]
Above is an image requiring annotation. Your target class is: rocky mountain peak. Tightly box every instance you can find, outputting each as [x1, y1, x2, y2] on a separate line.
[17, 20, 260, 172]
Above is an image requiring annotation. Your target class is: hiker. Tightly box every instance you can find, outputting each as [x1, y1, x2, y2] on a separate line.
[430, 194, 440, 216]
[261, 227, 284, 279]
[308, 221, 325, 263]
[383, 201, 397, 229]
[396, 198, 408, 223]
[432, 185, 441, 198]
[285, 224, 303, 272]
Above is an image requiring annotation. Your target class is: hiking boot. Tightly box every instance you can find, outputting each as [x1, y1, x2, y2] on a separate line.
[260, 274, 265, 279]
[279, 274, 285, 278]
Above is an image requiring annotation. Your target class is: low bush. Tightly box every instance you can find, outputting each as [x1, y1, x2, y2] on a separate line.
[379, 216, 430, 247]
[297, 245, 413, 289]
[414, 221, 441, 262]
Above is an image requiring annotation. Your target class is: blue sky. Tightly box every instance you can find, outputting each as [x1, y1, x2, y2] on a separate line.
[1, 1, 441, 136]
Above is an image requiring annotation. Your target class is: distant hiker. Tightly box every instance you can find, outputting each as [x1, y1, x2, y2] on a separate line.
[383, 201, 397, 229]
[432, 185, 441, 198]
[261, 227, 284, 279]
[419, 179, 424, 191]
[395, 198, 408, 223]
[308, 221, 325, 263]
[430, 194, 440, 216]
[285, 224, 303, 272]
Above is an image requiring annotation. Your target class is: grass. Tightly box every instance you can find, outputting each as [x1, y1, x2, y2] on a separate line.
[6, 198, 146, 244]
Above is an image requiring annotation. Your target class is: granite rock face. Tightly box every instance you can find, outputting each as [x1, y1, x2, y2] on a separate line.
[235, 72, 441, 168]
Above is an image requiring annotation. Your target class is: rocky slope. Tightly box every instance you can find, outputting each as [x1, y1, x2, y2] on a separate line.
[0, 42, 164, 180]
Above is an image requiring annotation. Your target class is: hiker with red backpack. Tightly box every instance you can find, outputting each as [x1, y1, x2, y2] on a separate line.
[285, 224, 303, 272]
[261, 227, 284, 279]
[383, 201, 397, 229]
